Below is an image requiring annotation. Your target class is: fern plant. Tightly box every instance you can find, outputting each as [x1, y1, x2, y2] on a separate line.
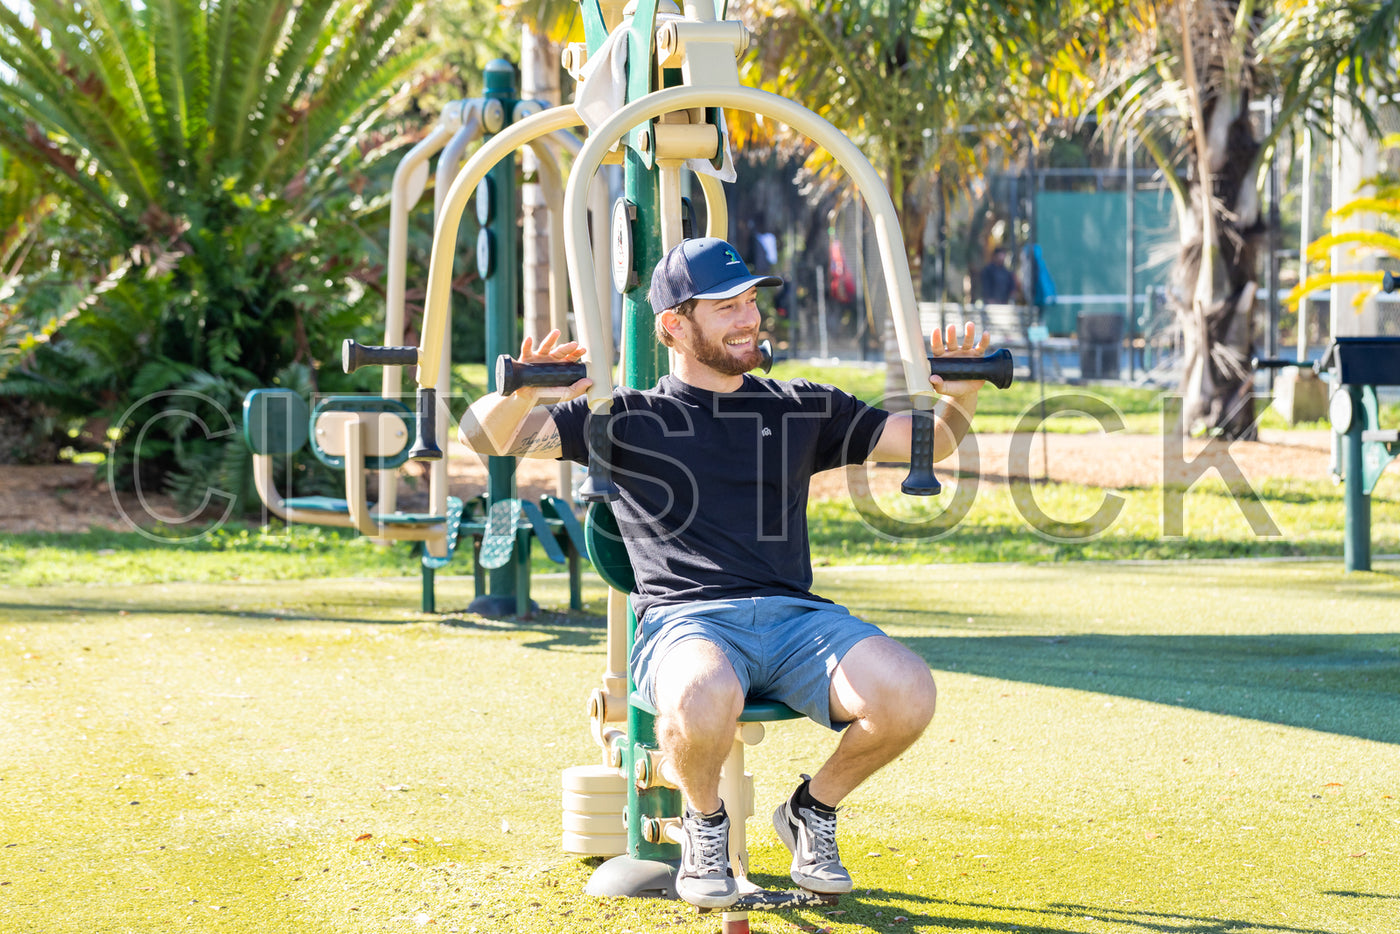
[0, 0, 432, 508]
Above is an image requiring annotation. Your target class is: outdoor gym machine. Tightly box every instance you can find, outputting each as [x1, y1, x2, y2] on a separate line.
[247, 65, 599, 616]
[1256, 335, 1400, 572]
[243, 98, 480, 611]
[390, 2, 1017, 928]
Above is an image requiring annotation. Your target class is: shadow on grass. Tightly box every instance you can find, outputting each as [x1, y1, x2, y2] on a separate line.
[778, 888, 1351, 934]
[902, 632, 1400, 744]
[439, 611, 607, 650]
[0, 599, 404, 627]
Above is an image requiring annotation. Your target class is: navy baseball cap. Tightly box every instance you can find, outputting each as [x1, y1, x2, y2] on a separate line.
[648, 237, 782, 313]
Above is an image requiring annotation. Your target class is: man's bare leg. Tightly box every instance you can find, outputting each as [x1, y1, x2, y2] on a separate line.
[653, 639, 745, 814]
[809, 635, 937, 806]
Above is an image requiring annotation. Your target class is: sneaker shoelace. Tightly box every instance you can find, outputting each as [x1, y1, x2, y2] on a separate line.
[688, 818, 729, 874]
[802, 806, 840, 863]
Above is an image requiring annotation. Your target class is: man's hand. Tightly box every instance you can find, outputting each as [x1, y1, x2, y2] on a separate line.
[459, 329, 591, 457]
[507, 329, 591, 404]
[927, 321, 991, 400]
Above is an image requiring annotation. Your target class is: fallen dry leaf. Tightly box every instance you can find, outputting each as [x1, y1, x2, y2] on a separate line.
[354, 833, 372, 842]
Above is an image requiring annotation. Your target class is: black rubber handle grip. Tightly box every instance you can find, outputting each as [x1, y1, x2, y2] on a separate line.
[497, 356, 586, 395]
[578, 408, 619, 503]
[407, 387, 442, 461]
[494, 341, 775, 396]
[900, 408, 941, 496]
[343, 339, 418, 374]
[927, 348, 1015, 389]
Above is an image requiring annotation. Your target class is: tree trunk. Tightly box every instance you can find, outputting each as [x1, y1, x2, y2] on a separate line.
[520, 26, 560, 343]
[1174, 89, 1264, 440]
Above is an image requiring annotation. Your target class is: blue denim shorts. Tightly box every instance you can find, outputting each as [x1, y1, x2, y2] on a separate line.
[631, 595, 886, 731]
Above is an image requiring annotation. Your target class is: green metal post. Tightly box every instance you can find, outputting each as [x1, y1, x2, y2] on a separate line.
[422, 565, 436, 613]
[621, 146, 679, 861]
[471, 60, 533, 616]
[1343, 384, 1371, 572]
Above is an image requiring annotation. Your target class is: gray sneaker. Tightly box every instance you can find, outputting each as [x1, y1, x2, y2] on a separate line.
[772, 779, 853, 894]
[676, 807, 738, 908]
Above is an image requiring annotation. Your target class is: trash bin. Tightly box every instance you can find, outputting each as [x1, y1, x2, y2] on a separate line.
[1078, 312, 1125, 380]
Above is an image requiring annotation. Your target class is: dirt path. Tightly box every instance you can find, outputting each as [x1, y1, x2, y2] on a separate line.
[0, 430, 1334, 534]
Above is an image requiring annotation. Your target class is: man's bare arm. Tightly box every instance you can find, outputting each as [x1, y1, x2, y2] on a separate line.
[867, 388, 979, 464]
[457, 329, 589, 459]
[459, 394, 570, 459]
[866, 322, 990, 464]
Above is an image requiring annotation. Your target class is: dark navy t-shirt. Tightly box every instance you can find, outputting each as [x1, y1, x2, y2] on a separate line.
[549, 374, 890, 622]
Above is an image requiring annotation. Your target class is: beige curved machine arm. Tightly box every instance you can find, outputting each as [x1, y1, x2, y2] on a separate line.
[435, 108, 483, 217]
[695, 171, 728, 239]
[381, 100, 470, 514]
[541, 127, 618, 368]
[562, 86, 934, 412]
[416, 105, 588, 392]
[387, 101, 470, 400]
[250, 455, 357, 529]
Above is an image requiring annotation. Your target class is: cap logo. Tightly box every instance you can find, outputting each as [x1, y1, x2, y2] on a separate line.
[723, 248, 743, 267]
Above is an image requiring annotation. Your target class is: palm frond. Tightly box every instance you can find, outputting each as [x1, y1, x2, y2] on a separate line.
[146, 0, 210, 170]
[1287, 271, 1383, 309]
[1303, 230, 1400, 263]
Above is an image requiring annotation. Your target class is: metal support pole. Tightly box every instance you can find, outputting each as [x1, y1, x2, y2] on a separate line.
[1265, 96, 1281, 389]
[621, 144, 678, 863]
[1126, 129, 1137, 382]
[1342, 384, 1371, 572]
[1298, 128, 1314, 361]
[471, 60, 531, 617]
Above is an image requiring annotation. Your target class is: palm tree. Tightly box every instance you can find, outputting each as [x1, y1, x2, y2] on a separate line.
[0, 0, 431, 487]
[1067, 0, 1400, 438]
[735, 0, 1079, 404]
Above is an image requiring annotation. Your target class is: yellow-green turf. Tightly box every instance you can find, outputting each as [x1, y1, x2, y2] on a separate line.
[2, 563, 1397, 933]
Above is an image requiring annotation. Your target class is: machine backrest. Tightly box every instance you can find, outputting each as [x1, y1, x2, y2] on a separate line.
[309, 396, 415, 471]
[243, 389, 310, 456]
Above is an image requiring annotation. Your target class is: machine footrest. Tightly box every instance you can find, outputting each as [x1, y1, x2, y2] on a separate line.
[283, 496, 356, 514]
[696, 889, 839, 912]
[368, 510, 445, 525]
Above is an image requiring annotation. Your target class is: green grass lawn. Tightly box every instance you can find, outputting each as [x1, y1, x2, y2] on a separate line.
[7, 470, 1396, 587]
[3, 563, 1398, 933]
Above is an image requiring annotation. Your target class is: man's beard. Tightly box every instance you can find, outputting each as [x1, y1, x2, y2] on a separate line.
[686, 328, 762, 376]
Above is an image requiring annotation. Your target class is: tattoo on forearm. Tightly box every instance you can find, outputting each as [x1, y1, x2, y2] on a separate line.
[509, 424, 560, 456]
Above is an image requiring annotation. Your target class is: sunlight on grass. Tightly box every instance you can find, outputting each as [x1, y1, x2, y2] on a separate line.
[2, 566, 1397, 933]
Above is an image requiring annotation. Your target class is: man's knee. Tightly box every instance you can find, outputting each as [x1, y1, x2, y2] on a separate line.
[653, 640, 744, 726]
[835, 637, 936, 734]
[899, 663, 937, 732]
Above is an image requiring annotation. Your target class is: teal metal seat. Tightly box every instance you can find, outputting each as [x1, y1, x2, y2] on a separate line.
[283, 495, 353, 514]
[630, 692, 804, 724]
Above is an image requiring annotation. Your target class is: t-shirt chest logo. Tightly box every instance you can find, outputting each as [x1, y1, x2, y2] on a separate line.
[762, 427, 773, 437]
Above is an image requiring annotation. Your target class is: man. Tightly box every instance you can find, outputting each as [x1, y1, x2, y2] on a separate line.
[459, 237, 989, 909]
[979, 245, 1019, 304]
